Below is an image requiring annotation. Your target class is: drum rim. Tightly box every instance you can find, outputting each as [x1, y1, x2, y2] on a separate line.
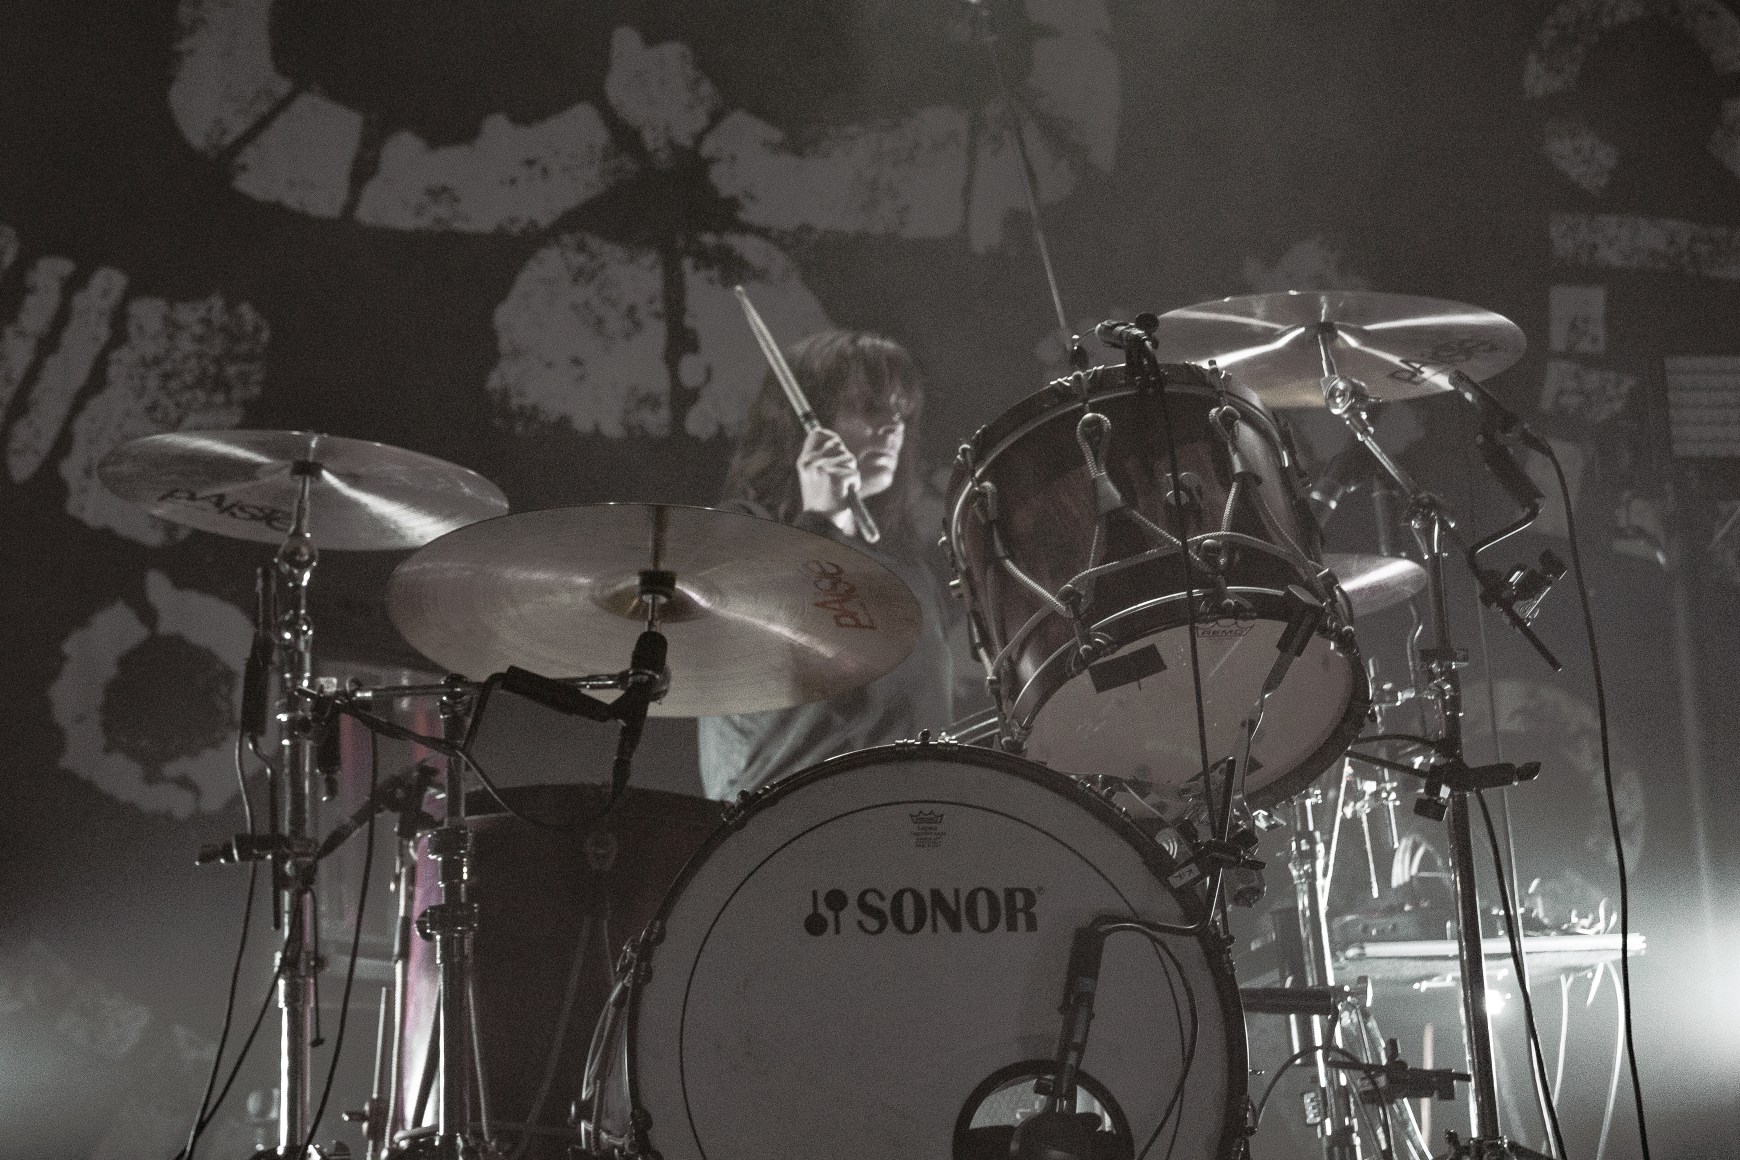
[1005, 587, 1373, 809]
[614, 740, 1251, 1160]
[967, 363, 1256, 465]
[945, 363, 1283, 567]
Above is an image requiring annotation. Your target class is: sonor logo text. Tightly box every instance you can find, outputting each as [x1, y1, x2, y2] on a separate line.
[803, 885, 1039, 936]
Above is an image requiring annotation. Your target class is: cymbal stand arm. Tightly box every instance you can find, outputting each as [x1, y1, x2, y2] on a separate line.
[274, 459, 321, 1157]
[969, 0, 1086, 370]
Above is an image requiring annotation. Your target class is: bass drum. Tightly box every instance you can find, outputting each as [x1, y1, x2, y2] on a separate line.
[581, 743, 1247, 1160]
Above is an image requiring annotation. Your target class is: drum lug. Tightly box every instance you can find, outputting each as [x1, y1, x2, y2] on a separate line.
[721, 792, 756, 830]
[896, 729, 952, 751]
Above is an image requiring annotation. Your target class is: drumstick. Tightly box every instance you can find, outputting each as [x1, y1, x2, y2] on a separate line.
[733, 285, 881, 544]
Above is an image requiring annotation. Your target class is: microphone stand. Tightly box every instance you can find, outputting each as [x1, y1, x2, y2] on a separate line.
[1317, 352, 1554, 1159]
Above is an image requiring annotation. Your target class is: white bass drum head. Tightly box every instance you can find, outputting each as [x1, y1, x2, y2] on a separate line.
[621, 743, 1245, 1160]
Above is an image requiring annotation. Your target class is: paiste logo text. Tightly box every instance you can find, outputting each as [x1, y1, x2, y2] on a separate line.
[158, 487, 292, 531]
[803, 885, 1040, 936]
[807, 559, 878, 630]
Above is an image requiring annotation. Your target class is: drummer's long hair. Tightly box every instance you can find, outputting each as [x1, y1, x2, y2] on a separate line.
[719, 330, 927, 553]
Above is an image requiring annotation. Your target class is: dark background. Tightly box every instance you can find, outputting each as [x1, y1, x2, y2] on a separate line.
[2, 1, 1737, 1157]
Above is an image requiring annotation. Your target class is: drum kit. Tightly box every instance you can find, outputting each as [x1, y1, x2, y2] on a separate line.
[99, 288, 1591, 1160]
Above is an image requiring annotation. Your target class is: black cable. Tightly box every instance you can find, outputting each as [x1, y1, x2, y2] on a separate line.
[175, 934, 290, 1158]
[181, 860, 258, 1160]
[1545, 446, 1650, 1159]
[1477, 791, 1569, 1158]
[1346, 1077, 1397, 1160]
[1128, 933, 1198, 1160]
[233, 731, 257, 834]
[1251, 1045, 1324, 1128]
[1251, 1044, 1391, 1153]
[335, 699, 602, 833]
[1349, 1010, 1402, 1160]
[1141, 347, 1216, 835]
[301, 728, 381, 1156]
[179, 734, 266, 1160]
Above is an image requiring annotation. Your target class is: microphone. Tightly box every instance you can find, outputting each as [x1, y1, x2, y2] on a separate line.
[240, 564, 273, 738]
[609, 629, 669, 797]
[1449, 371, 1552, 455]
[316, 705, 343, 801]
[1094, 313, 1158, 349]
[1011, 922, 1112, 1160]
[314, 763, 435, 861]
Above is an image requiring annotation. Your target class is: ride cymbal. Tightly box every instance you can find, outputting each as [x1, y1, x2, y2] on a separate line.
[1147, 290, 1526, 409]
[98, 429, 508, 550]
[386, 503, 923, 717]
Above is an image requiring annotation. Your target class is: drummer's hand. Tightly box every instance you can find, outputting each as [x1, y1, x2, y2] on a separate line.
[798, 427, 861, 516]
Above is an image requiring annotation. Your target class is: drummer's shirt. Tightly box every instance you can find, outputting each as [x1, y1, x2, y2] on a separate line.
[696, 502, 957, 801]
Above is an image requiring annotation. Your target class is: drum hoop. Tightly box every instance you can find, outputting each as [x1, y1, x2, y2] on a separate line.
[965, 366, 1279, 480]
[1006, 589, 1371, 809]
[613, 741, 1251, 1159]
[946, 373, 1245, 553]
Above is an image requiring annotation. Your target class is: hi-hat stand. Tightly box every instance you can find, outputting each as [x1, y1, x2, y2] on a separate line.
[1319, 356, 1555, 1160]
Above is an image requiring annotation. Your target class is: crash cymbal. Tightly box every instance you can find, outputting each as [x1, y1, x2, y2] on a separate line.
[98, 430, 509, 551]
[1326, 552, 1428, 617]
[1148, 290, 1526, 409]
[386, 503, 923, 717]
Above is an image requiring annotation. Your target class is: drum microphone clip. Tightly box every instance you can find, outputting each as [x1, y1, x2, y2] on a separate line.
[1327, 1037, 1470, 1104]
[1412, 759, 1542, 821]
[1093, 314, 1158, 350]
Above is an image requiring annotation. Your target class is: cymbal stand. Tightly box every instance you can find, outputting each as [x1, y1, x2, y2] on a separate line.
[1319, 363, 1548, 1159]
[420, 680, 486, 1159]
[275, 453, 324, 1158]
[321, 677, 490, 1159]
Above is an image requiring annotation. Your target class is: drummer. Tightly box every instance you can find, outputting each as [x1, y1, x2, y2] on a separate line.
[698, 330, 957, 800]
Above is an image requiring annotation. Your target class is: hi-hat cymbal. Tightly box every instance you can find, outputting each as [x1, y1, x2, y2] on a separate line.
[1148, 290, 1526, 409]
[1326, 552, 1428, 617]
[98, 430, 509, 550]
[386, 503, 923, 718]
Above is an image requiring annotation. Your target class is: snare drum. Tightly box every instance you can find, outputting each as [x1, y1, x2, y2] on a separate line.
[579, 743, 1246, 1160]
[946, 362, 1367, 807]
